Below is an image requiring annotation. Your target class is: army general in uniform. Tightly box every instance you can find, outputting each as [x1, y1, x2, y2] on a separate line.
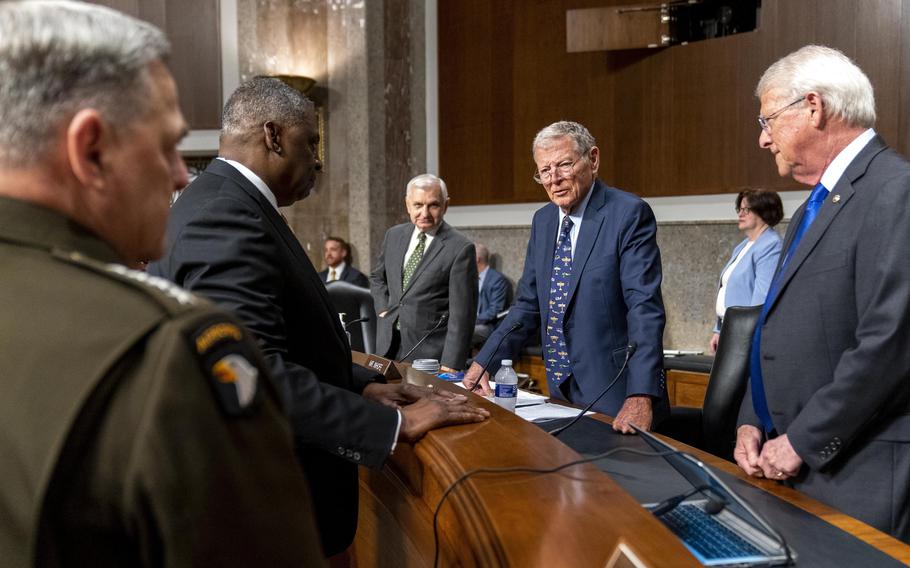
[0, 2, 325, 566]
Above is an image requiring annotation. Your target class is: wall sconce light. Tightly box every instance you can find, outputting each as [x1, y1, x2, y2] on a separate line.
[271, 74, 325, 164]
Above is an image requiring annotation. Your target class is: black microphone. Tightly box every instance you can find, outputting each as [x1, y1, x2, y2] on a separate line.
[396, 312, 449, 363]
[650, 485, 726, 517]
[549, 342, 636, 437]
[469, 322, 523, 393]
[343, 316, 370, 330]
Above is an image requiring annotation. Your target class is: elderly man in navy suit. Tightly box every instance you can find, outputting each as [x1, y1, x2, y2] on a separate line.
[472, 243, 510, 346]
[465, 121, 668, 433]
[735, 45, 910, 543]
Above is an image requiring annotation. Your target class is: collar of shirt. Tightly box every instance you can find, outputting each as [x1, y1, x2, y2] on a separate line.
[478, 265, 489, 291]
[217, 157, 279, 212]
[328, 261, 347, 277]
[556, 179, 596, 255]
[404, 224, 440, 262]
[819, 128, 876, 192]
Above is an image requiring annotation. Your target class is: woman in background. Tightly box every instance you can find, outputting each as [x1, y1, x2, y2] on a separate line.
[710, 189, 783, 353]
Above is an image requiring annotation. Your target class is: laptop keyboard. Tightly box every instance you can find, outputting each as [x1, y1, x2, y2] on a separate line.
[660, 503, 764, 560]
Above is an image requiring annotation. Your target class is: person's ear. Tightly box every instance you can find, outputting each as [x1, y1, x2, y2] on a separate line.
[66, 108, 108, 190]
[589, 145, 600, 176]
[806, 92, 825, 128]
[263, 121, 282, 155]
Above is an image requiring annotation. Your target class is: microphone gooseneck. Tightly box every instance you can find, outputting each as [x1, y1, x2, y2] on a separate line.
[469, 322, 523, 392]
[650, 485, 725, 517]
[396, 312, 449, 363]
[343, 316, 370, 330]
[549, 342, 637, 437]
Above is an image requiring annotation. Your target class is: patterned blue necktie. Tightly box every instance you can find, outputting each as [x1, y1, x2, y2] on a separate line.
[750, 182, 828, 436]
[545, 216, 574, 387]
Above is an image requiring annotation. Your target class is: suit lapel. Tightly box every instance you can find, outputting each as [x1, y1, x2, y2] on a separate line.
[402, 222, 448, 297]
[767, 136, 887, 314]
[537, 207, 559, 308]
[566, 182, 606, 307]
[387, 225, 409, 299]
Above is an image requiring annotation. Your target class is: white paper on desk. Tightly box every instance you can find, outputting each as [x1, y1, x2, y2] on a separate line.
[456, 382, 548, 407]
[663, 349, 704, 356]
[516, 402, 591, 422]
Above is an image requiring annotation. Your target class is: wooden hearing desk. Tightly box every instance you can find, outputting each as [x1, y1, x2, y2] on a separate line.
[350, 354, 910, 567]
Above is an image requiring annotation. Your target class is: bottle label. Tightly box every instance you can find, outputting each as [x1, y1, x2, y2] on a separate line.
[495, 383, 517, 398]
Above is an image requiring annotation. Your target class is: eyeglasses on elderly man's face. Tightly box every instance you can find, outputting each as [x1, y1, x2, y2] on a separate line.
[758, 96, 806, 132]
[533, 156, 585, 185]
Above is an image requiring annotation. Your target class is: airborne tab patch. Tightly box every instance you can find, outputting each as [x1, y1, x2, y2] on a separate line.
[190, 319, 261, 417]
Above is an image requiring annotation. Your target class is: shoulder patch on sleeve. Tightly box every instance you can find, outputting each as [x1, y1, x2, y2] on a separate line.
[188, 318, 262, 417]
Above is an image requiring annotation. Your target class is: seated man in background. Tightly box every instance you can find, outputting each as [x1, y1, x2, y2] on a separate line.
[472, 242, 510, 347]
[371, 174, 478, 371]
[0, 1, 324, 565]
[149, 77, 488, 558]
[465, 121, 668, 433]
[320, 236, 369, 287]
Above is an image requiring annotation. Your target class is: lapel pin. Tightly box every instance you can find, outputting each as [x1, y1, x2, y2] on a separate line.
[832, 194, 841, 203]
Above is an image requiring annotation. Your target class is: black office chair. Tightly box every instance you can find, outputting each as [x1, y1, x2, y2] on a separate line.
[325, 280, 377, 355]
[659, 305, 762, 462]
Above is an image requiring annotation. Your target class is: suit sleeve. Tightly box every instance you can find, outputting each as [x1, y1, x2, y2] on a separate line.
[477, 273, 509, 324]
[617, 200, 666, 398]
[441, 241, 478, 370]
[162, 195, 397, 468]
[370, 232, 392, 314]
[352, 270, 370, 289]
[787, 175, 910, 470]
[749, 235, 782, 305]
[130, 313, 326, 566]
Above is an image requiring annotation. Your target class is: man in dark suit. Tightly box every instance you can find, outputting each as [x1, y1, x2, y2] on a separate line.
[735, 45, 910, 542]
[371, 174, 478, 371]
[472, 242, 510, 346]
[149, 78, 488, 557]
[465, 121, 668, 433]
[319, 236, 369, 287]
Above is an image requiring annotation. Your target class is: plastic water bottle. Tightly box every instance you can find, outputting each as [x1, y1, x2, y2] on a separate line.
[494, 359, 518, 412]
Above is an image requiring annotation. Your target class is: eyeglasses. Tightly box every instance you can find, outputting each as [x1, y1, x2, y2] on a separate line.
[735, 206, 753, 215]
[533, 157, 583, 184]
[757, 96, 806, 131]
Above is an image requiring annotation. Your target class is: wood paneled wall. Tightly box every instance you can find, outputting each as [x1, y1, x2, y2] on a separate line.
[90, 0, 223, 129]
[439, 0, 910, 205]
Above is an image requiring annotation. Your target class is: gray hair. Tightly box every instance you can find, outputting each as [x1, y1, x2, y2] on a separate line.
[0, 0, 170, 167]
[406, 173, 449, 201]
[756, 45, 876, 128]
[221, 77, 314, 141]
[532, 121, 597, 156]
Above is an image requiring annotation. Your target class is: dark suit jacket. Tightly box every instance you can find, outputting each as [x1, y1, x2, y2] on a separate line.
[739, 135, 910, 541]
[477, 179, 668, 420]
[319, 264, 369, 288]
[148, 159, 399, 556]
[477, 267, 509, 325]
[371, 221, 477, 369]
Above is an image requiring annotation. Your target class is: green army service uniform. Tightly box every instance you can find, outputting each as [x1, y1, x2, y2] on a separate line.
[0, 197, 325, 567]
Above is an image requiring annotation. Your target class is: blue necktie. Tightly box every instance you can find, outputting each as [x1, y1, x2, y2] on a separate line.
[749, 182, 828, 436]
[545, 216, 574, 387]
